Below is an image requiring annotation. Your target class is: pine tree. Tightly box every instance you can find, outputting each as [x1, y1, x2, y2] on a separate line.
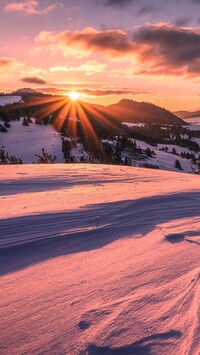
[175, 159, 182, 170]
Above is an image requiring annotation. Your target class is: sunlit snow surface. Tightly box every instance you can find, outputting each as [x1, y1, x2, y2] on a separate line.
[0, 164, 200, 354]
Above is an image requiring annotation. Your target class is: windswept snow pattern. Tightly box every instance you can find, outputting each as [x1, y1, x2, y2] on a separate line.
[0, 164, 200, 355]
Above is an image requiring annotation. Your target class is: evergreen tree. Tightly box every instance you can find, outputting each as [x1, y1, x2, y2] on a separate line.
[175, 159, 182, 170]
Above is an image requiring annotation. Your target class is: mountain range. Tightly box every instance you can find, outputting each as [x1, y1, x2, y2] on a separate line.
[8, 88, 185, 126]
[175, 110, 200, 119]
[1, 92, 200, 173]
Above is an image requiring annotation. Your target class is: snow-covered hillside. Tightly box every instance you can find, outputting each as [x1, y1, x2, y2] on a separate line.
[0, 96, 21, 105]
[1, 117, 199, 173]
[0, 164, 200, 354]
[134, 139, 194, 173]
[0, 118, 64, 163]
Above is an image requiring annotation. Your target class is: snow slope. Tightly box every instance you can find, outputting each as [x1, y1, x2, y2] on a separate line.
[134, 139, 194, 173]
[1, 117, 199, 172]
[0, 164, 200, 354]
[0, 118, 64, 163]
[0, 96, 21, 106]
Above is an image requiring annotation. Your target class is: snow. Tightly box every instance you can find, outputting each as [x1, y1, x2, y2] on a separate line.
[0, 118, 64, 163]
[135, 139, 194, 173]
[184, 117, 200, 131]
[0, 118, 199, 173]
[147, 150, 192, 172]
[184, 117, 200, 125]
[0, 96, 22, 106]
[0, 164, 200, 354]
[187, 125, 200, 132]
[122, 122, 145, 128]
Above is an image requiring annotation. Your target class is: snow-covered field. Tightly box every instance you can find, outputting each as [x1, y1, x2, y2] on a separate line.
[134, 139, 195, 173]
[184, 117, 200, 130]
[122, 122, 145, 128]
[0, 96, 21, 106]
[0, 164, 200, 354]
[1, 118, 64, 163]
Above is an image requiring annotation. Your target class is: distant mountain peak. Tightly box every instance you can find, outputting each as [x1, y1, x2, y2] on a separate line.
[175, 109, 200, 119]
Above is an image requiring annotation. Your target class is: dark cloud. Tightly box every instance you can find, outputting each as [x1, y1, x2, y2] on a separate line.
[138, 4, 158, 16]
[70, 29, 133, 53]
[41, 28, 135, 56]
[174, 17, 191, 27]
[78, 88, 147, 96]
[104, 0, 134, 7]
[36, 86, 147, 97]
[133, 24, 200, 75]
[21, 76, 47, 85]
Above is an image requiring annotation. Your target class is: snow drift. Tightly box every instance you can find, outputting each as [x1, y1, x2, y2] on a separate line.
[0, 164, 200, 354]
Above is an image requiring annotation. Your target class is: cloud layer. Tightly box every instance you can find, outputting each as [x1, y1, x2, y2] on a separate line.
[133, 24, 200, 75]
[37, 86, 146, 97]
[0, 56, 46, 84]
[35, 24, 200, 76]
[36, 27, 135, 58]
[5, 1, 62, 15]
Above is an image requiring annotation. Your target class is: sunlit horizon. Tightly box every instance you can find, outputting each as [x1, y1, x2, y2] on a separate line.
[1, 1, 200, 111]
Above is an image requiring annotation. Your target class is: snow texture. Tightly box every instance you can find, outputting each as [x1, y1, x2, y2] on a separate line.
[0, 164, 200, 354]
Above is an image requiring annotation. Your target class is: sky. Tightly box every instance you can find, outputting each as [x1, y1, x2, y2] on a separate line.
[2, 0, 200, 110]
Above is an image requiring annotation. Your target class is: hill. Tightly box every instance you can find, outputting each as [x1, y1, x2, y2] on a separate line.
[105, 99, 185, 125]
[0, 95, 200, 173]
[2, 92, 186, 125]
[1, 116, 199, 172]
[12, 88, 45, 96]
[175, 109, 200, 120]
[0, 164, 200, 354]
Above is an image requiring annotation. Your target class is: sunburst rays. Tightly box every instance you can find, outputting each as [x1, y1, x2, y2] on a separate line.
[8, 93, 122, 162]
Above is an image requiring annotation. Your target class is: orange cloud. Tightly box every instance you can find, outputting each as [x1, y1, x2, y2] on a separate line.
[0, 57, 16, 67]
[5, 1, 63, 15]
[35, 27, 135, 58]
[0, 56, 46, 85]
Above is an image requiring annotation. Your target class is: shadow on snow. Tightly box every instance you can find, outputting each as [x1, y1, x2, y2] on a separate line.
[0, 191, 200, 275]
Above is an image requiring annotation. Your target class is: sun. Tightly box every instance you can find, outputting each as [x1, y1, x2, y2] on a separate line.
[68, 91, 80, 101]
